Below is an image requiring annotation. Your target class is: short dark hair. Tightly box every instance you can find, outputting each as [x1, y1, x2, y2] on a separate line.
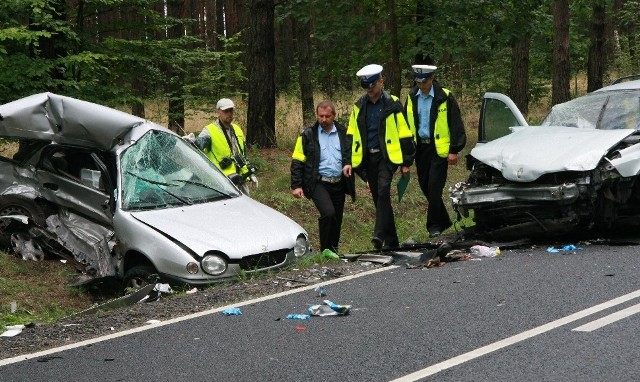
[316, 100, 336, 115]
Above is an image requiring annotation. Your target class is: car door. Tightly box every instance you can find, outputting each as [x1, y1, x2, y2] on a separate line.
[479, 92, 529, 142]
[36, 146, 113, 225]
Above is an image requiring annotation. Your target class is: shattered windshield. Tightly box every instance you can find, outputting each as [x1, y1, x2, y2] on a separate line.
[542, 90, 640, 130]
[120, 130, 240, 210]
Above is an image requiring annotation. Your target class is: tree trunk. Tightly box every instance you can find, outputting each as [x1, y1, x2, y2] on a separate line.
[552, 0, 571, 106]
[587, 2, 607, 92]
[246, 0, 277, 148]
[166, 0, 186, 133]
[294, 19, 315, 127]
[387, 0, 401, 96]
[510, 36, 531, 115]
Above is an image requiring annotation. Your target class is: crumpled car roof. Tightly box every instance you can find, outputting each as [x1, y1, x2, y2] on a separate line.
[0, 93, 145, 150]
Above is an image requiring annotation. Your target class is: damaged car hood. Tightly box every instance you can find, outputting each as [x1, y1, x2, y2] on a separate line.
[471, 125, 634, 182]
[0, 92, 144, 150]
[129, 196, 302, 257]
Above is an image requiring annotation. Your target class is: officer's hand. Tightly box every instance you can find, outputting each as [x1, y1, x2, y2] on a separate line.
[448, 153, 458, 165]
[343, 165, 352, 178]
[292, 188, 304, 198]
[400, 166, 410, 176]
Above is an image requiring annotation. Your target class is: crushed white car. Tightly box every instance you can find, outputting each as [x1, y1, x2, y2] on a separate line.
[0, 93, 310, 289]
[451, 77, 640, 240]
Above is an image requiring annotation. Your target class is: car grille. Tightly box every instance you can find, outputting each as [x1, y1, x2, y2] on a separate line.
[238, 249, 289, 270]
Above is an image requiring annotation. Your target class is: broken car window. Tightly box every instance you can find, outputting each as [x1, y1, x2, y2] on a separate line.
[542, 90, 640, 130]
[120, 130, 239, 210]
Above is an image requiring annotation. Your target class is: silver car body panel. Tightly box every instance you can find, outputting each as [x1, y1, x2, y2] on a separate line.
[128, 196, 302, 257]
[470, 126, 634, 182]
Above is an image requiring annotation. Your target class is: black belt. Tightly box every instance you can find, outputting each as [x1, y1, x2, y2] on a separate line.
[318, 175, 342, 184]
[419, 138, 431, 144]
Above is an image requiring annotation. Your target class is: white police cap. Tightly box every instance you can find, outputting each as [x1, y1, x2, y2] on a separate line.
[356, 64, 383, 88]
[412, 65, 437, 82]
[216, 98, 235, 110]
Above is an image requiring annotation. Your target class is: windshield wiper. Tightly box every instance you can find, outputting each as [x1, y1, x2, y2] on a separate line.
[170, 179, 236, 199]
[125, 171, 193, 205]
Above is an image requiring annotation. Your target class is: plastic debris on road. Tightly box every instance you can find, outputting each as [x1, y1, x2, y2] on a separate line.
[286, 314, 310, 320]
[314, 285, 327, 297]
[222, 307, 242, 316]
[470, 245, 501, 257]
[308, 300, 352, 316]
[547, 244, 583, 253]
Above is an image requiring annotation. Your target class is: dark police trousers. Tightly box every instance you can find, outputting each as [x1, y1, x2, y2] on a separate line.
[310, 180, 346, 252]
[415, 140, 452, 234]
[366, 151, 399, 248]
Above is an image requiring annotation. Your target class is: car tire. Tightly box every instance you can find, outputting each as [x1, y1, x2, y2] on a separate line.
[122, 265, 158, 291]
[0, 196, 47, 248]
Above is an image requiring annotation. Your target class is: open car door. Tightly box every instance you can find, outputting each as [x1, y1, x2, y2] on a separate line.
[479, 92, 529, 142]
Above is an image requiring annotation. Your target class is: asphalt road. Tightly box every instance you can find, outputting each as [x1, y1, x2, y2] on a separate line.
[2, 242, 640, 381]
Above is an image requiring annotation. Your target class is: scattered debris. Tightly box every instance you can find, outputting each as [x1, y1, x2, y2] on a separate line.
[308, 300, 351, 316]
[286, 314, 310, 320]
[221, 307, 242, 316]
[547, 244, 583, 253]
[470, 245, 501, 257]
[321, 248, 340, 260]
[314, 285, 327, 297]
[186, 287, 198, 294]
[1, 325, 25, 337]
[10, 301, 17, 313]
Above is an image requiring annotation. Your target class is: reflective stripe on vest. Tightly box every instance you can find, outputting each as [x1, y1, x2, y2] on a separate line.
[291, 136, 306, 162]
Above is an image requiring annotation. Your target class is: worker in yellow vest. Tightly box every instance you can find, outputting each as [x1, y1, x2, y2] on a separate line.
[195, 98, 257, 195]
[404, 65, 466, 237]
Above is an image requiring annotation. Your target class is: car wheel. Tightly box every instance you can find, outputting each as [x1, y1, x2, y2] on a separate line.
[0, 196, 47, 247]
[122, 265, 158, 291]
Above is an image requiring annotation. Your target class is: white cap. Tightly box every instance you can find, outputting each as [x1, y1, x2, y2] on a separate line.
[216, 98, 235, 110]
[412, 65, 437, 82]
[356, 64, 383, 88]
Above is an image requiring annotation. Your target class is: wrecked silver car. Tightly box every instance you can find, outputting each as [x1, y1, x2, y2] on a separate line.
[0, 93, 310, 288]
[451, 77, 640, 240]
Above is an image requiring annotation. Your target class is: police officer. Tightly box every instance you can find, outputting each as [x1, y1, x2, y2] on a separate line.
[404, 65, 466, 237]
[196, 98, 256, 194]
[343, 64, 415, 250]
[291, 100, 355, 253]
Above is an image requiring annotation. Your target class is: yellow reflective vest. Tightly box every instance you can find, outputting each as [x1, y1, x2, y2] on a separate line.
[347, 92, 413, 168]
[406, 88, 451, 158]
[203, 122, 249, 176]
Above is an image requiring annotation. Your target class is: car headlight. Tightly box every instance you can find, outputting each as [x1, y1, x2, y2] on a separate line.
[201, 254, 227, 275]
[294, 234, 309, 257]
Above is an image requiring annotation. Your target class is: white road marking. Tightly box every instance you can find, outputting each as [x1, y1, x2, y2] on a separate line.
[572, 302, 640, 332]
[390, 288, 640, 382]
[0, 265, 396, 367]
